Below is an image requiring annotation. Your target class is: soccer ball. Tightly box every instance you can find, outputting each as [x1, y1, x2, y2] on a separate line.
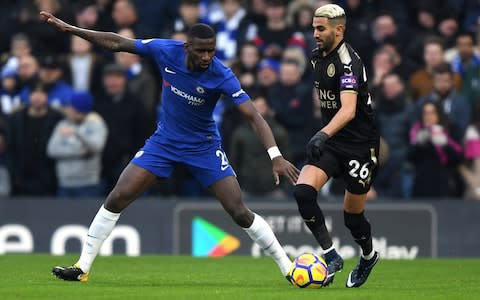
[288, 253, 328, 288]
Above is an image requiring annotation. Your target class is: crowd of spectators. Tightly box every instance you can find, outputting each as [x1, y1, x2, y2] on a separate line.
[1, 0, 480, 201]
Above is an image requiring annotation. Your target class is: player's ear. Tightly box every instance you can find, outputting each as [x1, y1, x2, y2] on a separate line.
[335, 23, 344, 37]
[335, 24, 343, 36]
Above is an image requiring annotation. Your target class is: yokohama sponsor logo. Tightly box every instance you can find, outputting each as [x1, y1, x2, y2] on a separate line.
[171, 85, 205, 106]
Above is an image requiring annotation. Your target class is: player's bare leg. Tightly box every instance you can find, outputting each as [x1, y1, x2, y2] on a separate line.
[344, 191, 379, 288]
[294, 165, 343, 286]
[209, 176, 293, 279]
[52, 164, 158, 281]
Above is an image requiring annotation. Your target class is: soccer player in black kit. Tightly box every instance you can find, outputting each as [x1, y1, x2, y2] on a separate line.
[292, 4, 379, 288]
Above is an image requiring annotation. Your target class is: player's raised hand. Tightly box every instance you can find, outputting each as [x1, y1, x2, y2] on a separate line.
[272, 157, 300, 185]
[40, 11, 72, 32]
[40, 11, 136, 53]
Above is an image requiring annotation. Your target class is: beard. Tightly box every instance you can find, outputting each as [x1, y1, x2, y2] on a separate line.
[318, 32, 336, 53]
[436, 88, 452, 99]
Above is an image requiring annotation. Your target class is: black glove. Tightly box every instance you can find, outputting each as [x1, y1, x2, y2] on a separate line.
[306, 131, 329, 161]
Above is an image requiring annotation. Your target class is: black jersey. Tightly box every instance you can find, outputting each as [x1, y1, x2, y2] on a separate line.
[311, 40, 378, 147]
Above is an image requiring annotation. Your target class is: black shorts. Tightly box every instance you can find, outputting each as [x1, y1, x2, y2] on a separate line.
[306, 142, 380, 195]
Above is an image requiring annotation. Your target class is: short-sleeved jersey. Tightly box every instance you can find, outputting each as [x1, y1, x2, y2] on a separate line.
[311, 40, 378, 147]
[134, 39, 250, 149]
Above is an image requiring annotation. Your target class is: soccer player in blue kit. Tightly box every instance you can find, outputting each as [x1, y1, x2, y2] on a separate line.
[40, 12, 300, 283]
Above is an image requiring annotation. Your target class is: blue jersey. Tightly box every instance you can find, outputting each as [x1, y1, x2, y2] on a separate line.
[134, 39, 250, 149]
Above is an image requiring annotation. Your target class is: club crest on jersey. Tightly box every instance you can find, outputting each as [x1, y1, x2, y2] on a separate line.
[327, 63, 335, 77]
[196, 86, 205, 94]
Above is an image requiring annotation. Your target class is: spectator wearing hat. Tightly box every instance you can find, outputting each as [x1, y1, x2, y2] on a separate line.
[256, 58, 280, 96]
[21, 55, 74, 108]
[7, 82, 62, 196]
[47, 91, 108, 198]
[0, 67, 21, 115]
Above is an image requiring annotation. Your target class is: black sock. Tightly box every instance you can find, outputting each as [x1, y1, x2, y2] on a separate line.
[294, 184, 333, 250]
[344, 211, 373, 256]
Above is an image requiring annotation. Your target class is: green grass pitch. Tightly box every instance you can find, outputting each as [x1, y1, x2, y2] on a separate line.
[0, 255, 478, 300]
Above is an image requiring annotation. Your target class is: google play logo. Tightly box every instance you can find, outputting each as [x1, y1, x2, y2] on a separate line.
[192, 217, 240, 257]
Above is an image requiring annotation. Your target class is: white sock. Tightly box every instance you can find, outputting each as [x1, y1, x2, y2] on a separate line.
[77, 205, 120, 272]
[362, 249, 376, 260]
[244, 213, 292, 276]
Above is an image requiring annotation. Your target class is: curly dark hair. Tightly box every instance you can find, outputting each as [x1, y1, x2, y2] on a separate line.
[420, 100, 451, 128]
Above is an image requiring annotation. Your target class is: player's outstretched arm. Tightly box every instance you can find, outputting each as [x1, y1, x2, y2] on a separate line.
[237, 100, 300, 185]
[39, 11, 137, 53]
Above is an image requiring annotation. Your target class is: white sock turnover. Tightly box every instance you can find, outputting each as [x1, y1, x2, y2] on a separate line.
[243, 213, 292, 276]
[77, 205, 120, 272]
